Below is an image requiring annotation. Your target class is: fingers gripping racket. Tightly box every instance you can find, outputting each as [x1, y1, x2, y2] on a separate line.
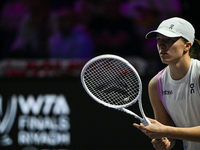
[81, 54, 151, 126]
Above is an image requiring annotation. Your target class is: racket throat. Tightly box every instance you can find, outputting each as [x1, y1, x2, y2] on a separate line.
[121, 108, 151, 125]
[121, 108, 143, 121]
[138, 99, 151, 126]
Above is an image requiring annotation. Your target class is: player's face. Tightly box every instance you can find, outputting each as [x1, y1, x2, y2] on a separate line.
[156, 34, 186, 65]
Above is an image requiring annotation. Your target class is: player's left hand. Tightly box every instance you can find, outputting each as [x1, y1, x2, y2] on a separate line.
[133, 118, 167, 139]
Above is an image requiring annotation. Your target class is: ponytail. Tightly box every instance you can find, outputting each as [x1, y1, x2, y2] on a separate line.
[189, 39, 200, 60]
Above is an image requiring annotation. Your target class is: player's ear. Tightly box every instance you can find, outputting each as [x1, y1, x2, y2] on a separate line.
[184, 42, 192, 52]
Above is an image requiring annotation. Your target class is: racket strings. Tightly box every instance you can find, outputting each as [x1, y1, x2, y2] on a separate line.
[83, 58, 140, 107]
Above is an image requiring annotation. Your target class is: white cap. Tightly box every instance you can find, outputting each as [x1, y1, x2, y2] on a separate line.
[145, 17, 195, 44]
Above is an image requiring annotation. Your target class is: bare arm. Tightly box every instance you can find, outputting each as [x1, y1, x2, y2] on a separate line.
[148, 75, 175, 149]
[148, 75, 174, 126]
[164, 125, 200, 142]
[134, 75, 176, 149]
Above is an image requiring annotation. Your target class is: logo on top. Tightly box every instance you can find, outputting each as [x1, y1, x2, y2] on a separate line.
[169, 24, 174, 30]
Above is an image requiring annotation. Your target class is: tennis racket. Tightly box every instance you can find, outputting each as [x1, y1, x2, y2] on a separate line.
[80, 54, 151, 126]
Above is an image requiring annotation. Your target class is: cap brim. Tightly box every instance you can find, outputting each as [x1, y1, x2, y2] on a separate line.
[145, 29, 182, 39]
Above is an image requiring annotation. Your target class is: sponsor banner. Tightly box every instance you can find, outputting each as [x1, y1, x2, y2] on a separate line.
[0, 94, 70, 150]
[0, 77, 74, 150]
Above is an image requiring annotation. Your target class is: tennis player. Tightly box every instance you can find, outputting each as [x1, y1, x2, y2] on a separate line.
[134, 17, 200, 150]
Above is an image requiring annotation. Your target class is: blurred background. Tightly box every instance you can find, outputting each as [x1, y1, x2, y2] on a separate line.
[0, 0, 198, 150]
[0, 0, 199, 63]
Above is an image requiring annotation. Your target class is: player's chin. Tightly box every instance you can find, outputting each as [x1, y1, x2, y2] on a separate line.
[160, 58, 170, 65]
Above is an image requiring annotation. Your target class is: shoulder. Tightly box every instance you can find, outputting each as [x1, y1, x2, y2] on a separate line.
[149, 74, 158, 90]
[149, 67, 167, 90]
[148, 74, 160, 103]
[191, 59, 200, 87]
[148, 69, 165, 103]
[192, 58, 200, 68]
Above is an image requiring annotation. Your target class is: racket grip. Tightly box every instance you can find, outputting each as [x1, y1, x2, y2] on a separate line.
[141, 118, 151, 126]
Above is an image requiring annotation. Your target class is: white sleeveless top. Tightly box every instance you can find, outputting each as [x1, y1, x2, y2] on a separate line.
[157, 59, 200, 150]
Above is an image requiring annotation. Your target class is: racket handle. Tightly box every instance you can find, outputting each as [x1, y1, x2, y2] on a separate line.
[141, 118, 151, 126]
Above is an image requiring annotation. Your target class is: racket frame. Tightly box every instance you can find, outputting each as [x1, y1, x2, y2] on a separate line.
[81, 54, 151, 126]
